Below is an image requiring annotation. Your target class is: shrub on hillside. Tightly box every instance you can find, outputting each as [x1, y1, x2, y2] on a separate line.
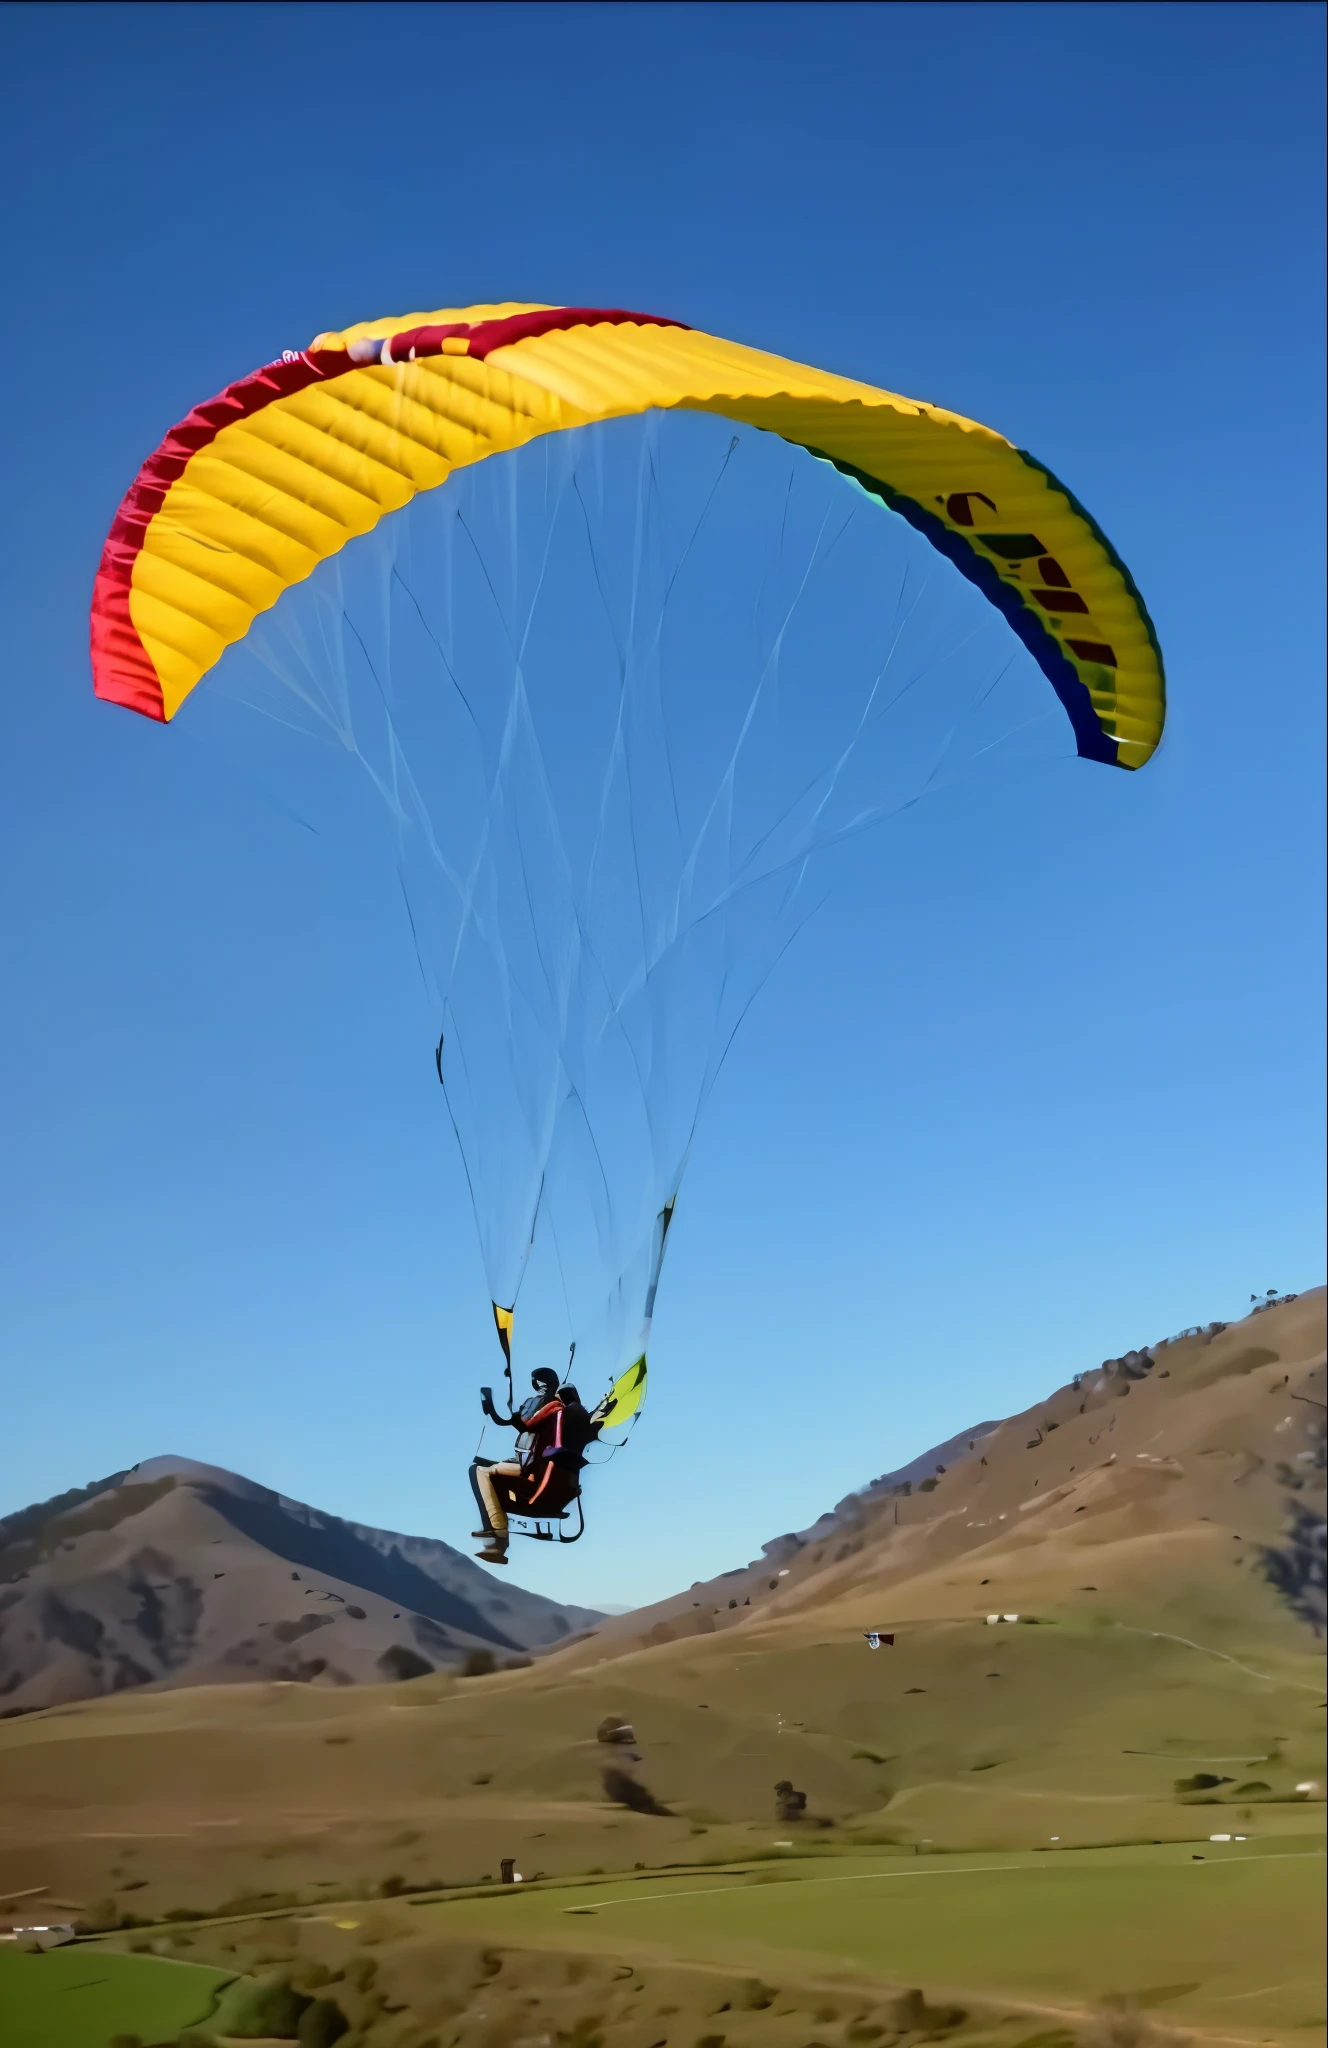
[1174, 1771, 1231, 1795]
[774, 1779, 807, 1822]
[297, 1998, 349, 2047]
[891, 1989, 967, 2035]
[602, 1766, 670, 1815]
[210, 1970, 310, 2039]
[1080, 1996, 1184, 2048]
[1261, 1418, 1326, 1636]
[376, 1644, 434, 1682]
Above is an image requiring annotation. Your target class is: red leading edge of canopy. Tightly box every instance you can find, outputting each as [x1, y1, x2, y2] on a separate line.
[88, 308, 691, 720]
[89, 350, 336, 719]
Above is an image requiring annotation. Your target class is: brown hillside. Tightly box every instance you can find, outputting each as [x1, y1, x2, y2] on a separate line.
[0, 1456, 600, 1715]
[563, 1284, 1327, 1665]
[0, 1292, 1321, 1926]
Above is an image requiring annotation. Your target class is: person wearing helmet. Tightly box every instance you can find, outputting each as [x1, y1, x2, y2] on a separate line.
[469, 1367, 563, 1565]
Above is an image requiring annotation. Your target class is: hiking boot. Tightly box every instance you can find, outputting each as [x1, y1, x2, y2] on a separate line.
[476, 1543, 509, 1565]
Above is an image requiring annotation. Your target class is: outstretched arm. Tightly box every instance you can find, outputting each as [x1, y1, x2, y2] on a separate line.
[480, 1386, 520, 1427]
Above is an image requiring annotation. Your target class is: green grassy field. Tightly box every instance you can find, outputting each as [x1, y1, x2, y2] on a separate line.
[0, 1946, 232, 2048]
[17, 1837, 1317, 2047]
[415, 1838, 1327, 2042]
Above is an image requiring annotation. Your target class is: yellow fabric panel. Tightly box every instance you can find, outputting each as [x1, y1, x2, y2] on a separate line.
[128, 584, 228, 715]
[489, 1304, 515, 1372]
[136, 524, 290, 620]
[178, 429, 364, 557]
[126, 309, 1161, 766]
[711, 401, 1080, 554]
[279, 378, 458, 484]
[286, 376, 474, 480]
[602, 1357, 648, 1428]
[681, 384, 1161, 756]
[135, 490, 319, 648]
[369, 353, 578, 450]
[224, 410, 423, 516]
[151, 461, 359, 566]
[486, 323, 888, 418]
[223, 401, 417, 515]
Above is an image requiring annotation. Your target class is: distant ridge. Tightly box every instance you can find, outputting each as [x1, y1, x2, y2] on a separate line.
[0, 1457, 601, 1716]
[556, 1288, 1326, 1662]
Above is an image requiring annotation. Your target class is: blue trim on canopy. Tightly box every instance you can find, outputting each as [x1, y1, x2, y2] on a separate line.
[807, 450, 1123, 769]
[1015, 446, 1165, 691]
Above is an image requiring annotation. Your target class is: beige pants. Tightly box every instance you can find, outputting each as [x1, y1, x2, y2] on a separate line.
[476, 1461, 523, 1538]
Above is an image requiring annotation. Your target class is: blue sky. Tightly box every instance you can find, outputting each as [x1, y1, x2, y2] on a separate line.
[1, 2, 1323, 1609]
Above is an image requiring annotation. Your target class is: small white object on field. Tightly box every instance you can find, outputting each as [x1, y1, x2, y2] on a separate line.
[1210, 1833, 1231, 1842]
[1296, 1781, 1320, 1793]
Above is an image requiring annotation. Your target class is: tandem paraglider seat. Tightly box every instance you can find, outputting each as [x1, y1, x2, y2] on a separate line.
[506, 1386, 598, 1543]
[496, 1455, 586, 1544]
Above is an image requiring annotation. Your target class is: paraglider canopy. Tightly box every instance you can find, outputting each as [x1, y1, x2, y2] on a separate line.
[91, 302, 1163, 767]
[89, 300, 1165, 1479]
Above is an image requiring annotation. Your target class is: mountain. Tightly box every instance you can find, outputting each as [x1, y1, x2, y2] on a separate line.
[0, 1291, 1320, 1938]
[1, 1295, 1319, 2048]
[534, 1285, 1328, 1674]
[0, 1455, 601, 1716]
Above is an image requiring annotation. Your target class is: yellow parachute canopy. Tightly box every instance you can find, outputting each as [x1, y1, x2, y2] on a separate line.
[91, 303, 1163, 769]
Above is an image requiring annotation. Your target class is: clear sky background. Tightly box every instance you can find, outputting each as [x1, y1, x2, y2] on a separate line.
[1, 2, 1323, 1609]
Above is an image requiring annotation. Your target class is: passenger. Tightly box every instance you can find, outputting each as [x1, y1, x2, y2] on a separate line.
[551, 1383, 597, 1465]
